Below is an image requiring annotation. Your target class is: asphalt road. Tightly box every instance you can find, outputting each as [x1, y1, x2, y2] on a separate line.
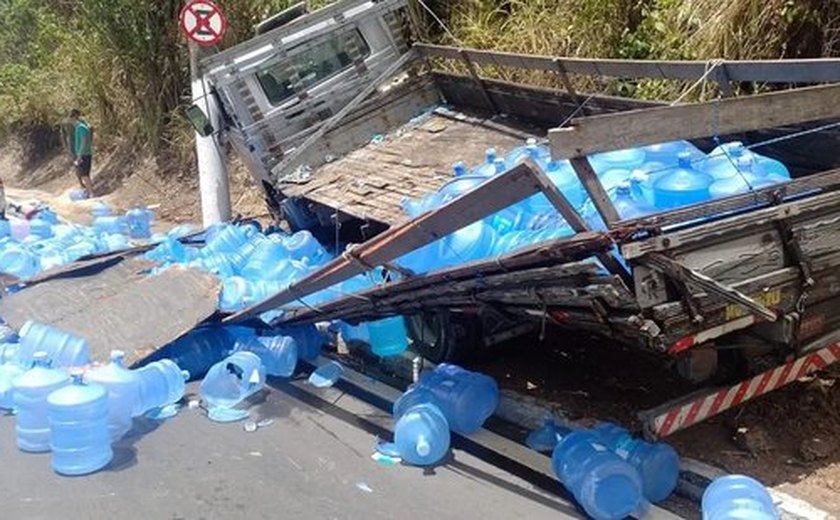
[0, 381, 582, 520]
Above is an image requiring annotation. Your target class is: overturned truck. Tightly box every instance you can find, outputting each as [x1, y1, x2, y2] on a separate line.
[196, 0, 840, 438]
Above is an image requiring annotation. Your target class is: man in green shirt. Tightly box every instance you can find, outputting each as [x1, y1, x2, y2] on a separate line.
[69, 109, 94, 197]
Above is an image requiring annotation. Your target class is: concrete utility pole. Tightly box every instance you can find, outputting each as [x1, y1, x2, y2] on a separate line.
[189, 43, 232, 227]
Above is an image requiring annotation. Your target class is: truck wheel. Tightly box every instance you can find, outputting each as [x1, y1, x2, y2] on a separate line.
[405, 311, 480, 364]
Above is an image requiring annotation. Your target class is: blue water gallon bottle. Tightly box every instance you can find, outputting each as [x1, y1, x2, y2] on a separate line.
[338, 320, 371, 345]
[612, 181, 655, 219]
[545, 160, 588, 209]
[92, 216, 128, 236]
[652, 152, 714, 210]
[417, 363, 499, 435]
[90, 201, 112, 218]
[201, 224, 249, 258]
[85, 350, 141, 442]
[552, 430, 644, 520]
[29, 218, 54, 239]
[240, 240, 291, 280]
[0, 362, 25, 410]
[471, 148, 499, 177]
[283, 230, 326, 264]
[134, 359, 188, 416]
[200, 351, 266, 409]
[394, 402, 451, 466]
[0, 243, 40, 279]
[367, 316, 409, 357]
[438, 220, 496, 267]
[702, 475, 778, 520]
[642, 140, 704, 166]
[235, 335, 298, 378]
[150, 326, 237, 381]
[47, 372, 112, 475]
[593, 422, 680, 503]
[452, 161, 469, 177]
[281, 324, 323, 362]
[18, 321, 91, 369]
[12, 352, 71, 452]
[590, 147, 646, 174]
[125, 207, 153, 239]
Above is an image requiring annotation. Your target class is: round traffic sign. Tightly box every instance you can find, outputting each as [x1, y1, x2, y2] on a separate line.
[180, 0, 228, 47]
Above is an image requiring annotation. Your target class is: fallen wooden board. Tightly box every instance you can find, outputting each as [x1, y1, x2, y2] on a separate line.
[0, 255, 220, 366]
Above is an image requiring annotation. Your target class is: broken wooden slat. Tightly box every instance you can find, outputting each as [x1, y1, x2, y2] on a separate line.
[549, 84, 840, 160]
[415, 43, 840, 84]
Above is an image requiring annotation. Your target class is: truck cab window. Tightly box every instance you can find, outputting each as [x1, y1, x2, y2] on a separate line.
[257, 29, 371, 106]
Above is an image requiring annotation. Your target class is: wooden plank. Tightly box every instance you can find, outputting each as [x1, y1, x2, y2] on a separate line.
[228, 162, 551, 321]
[549, 84, 840, 159]
[569, 157, 620, 224]
[459, 49, 498, 113]
[416, 43, 840, 84]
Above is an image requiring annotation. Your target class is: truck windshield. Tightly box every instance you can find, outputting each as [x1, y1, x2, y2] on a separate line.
[257, 29, 371, 106]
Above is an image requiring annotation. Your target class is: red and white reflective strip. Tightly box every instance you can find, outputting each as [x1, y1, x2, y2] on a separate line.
[667, 315, 757, 355]
[646, 342, 840, 439]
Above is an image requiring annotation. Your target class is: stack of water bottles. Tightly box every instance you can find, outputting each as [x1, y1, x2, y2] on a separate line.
[396, 139, 792, 275]
[0, 201, 156, 280]
[0, 320, 189, 476]
[142, 222, 336, 314]
[380, 364, 499, 467]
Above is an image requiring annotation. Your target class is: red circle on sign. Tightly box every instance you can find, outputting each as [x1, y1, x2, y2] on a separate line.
[179, 0, 227, 47]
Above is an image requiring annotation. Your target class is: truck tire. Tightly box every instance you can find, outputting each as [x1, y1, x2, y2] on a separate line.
[405, 311, 480, 364]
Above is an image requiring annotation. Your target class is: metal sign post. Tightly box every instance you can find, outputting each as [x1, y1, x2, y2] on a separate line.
[181, 0, 231, 226]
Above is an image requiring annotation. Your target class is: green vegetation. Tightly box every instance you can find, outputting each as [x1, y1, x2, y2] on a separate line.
[1, 0, 838, 162]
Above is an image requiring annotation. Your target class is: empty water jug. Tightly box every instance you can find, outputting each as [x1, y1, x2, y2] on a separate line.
[452, 161, 469, 177]
[396, 363, 499, 435]
[0, 219, 10, 239]
[283, 230, 326, 263]
[0, 244, 39, 278]
[702, 475, 778, 520]
[92, 216, 128, 236]
[338, 320, 371, 345]
[552, 430, 644, 520]
[202, 224, 249, 258]
[394, 402, 450, 466]
[86, 350, 141, 442]
[29, 218, 53, 239]
[91, 201, 113, 218]
[506, 137, 549, 168]
[593, 422, 679, 503]
[472, 148, 499, 177]
[652, 153, 714, 210]
[612, 181, 655, 219]
[709, 156, 789, 199]
[148, 326, 236, 381]
[134, 359, 188, 416]
[438, 220, 495, 267]
[47, 373, 112, 475]
[0, 362, 24, 409]
[146, 236, 192, 263]
[590, 148, 646, 174]
[368, 316, 409, 357]
[201, 351, 266, 409]
[125, 207, 153, 239]
[642, 140, 704, 166]
[545, 160, 588, 208]
[18, 321, 91, 368]
[240, 240, 291, 280]
[9, 218, 31, 240]
[12, 352, 71, 452]
[236, 335, 297, 377]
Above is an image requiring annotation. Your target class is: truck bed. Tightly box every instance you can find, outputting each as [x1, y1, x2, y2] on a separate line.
[281, 110, 532, 225]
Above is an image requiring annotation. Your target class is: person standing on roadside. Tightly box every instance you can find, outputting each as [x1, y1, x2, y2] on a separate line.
[69, 109, 95, 197]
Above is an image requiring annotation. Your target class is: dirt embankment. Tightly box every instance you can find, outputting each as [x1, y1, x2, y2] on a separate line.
[0, 138, 266, 224]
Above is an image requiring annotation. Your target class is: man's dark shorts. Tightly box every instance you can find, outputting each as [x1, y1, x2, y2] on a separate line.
[76, 155, 92, 179]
